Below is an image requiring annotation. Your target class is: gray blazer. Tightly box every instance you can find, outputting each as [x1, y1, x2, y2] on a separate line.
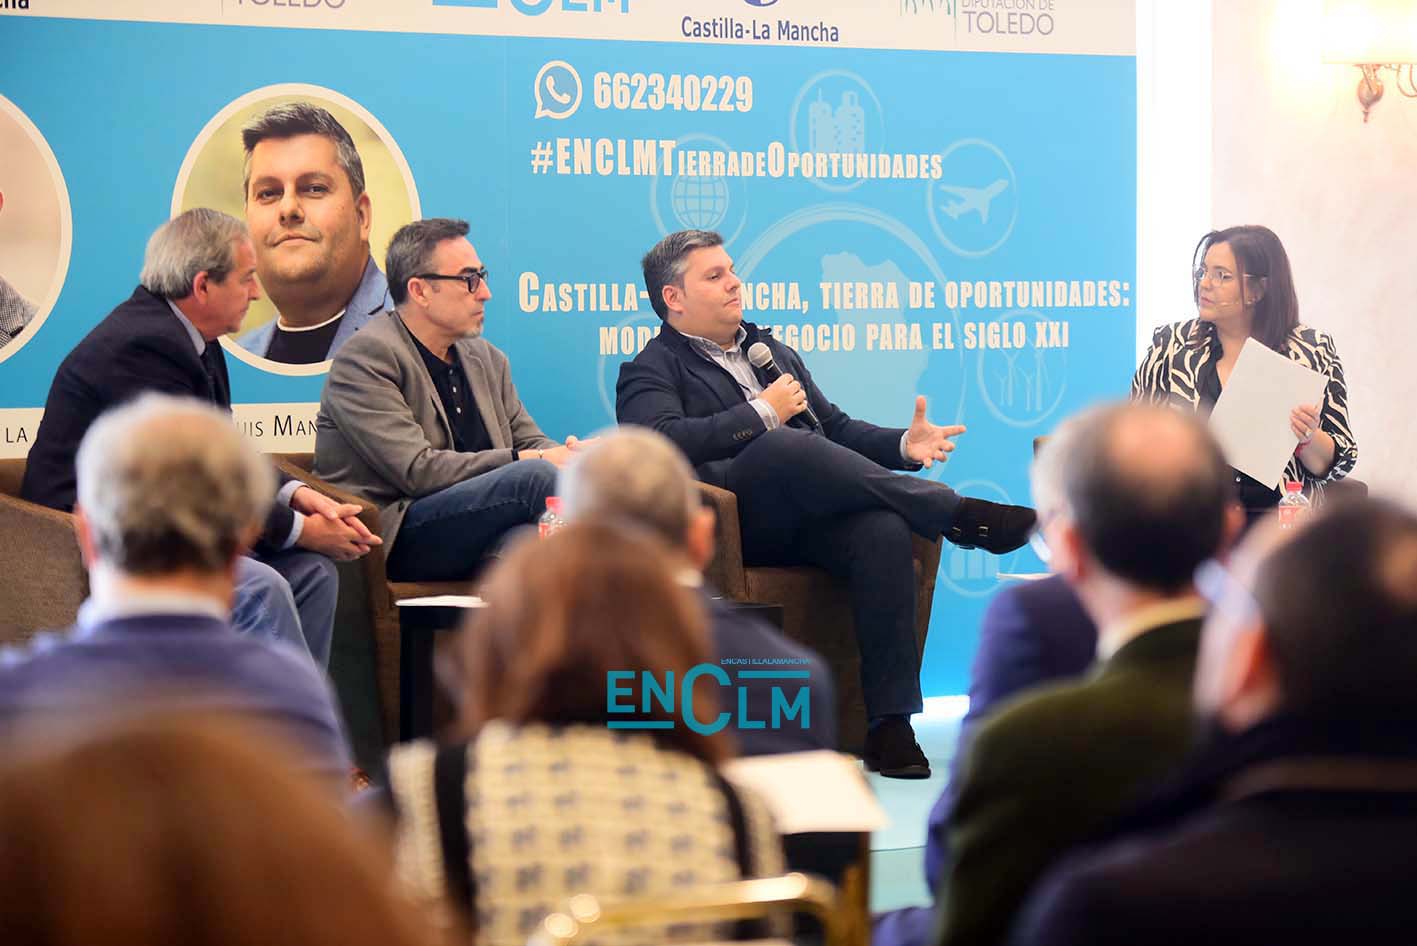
[313, 312, 557, 550]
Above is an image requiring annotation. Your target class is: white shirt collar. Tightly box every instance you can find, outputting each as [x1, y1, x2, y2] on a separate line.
[78, 589, 228, 629]
[1097, 595, 1206, 661]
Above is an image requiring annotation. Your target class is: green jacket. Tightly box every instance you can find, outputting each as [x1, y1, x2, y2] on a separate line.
[934, 617, 1203, 946]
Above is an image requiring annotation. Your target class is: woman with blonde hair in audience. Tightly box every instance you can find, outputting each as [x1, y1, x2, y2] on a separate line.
[387, 522, 784, 945]
[0, 716, 438, 946]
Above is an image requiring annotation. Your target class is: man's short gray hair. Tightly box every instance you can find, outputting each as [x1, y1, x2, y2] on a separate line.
[241, 101, 366, 198]
[558, 426, 699, 548]
[139, 209, 249, 300]
[642, 229, 724, 319]
[386, 218, 471, 308]
[76, 394, 275, 575]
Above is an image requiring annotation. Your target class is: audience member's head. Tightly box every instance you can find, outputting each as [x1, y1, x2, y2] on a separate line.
[453, 522, 728, 763]
[558, 426, 715, 570]
[1195, 498, 1417, 732]
[1032, 403, 1235, 609]
[241, 102, 372, 328]
[0, 716, 434, 946]
[75, 393, 273, 584]
[139, 208, 261, 339]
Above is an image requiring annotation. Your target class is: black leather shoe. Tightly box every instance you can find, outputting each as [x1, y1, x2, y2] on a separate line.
[947, 499, 1037, 554]
[863, 717, 931, 779]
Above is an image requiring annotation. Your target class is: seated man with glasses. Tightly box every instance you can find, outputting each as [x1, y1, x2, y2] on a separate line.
[313, 218, 592, 581]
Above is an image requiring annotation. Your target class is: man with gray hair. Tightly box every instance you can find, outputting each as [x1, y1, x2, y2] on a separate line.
[22, 208, 378, 666]
[237, 101, 392, 364]
[1, 394, 351, 786]
[316, 217, 595, 581]
[929, 401, 1239, 946]
[559, 426, 837, 755]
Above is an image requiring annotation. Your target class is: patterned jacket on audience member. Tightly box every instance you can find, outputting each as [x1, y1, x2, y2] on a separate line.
[387, 722, 784, 946]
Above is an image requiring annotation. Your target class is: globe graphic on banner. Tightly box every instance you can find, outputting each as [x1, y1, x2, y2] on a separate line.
[671, 174, 731, 230]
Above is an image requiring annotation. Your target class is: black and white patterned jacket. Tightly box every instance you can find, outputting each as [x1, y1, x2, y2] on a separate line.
[1131, 319, 1357, 490]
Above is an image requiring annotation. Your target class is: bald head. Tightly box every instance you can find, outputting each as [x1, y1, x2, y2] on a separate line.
[558, 427, 701, 550]
[1033, 403, 1232, 592]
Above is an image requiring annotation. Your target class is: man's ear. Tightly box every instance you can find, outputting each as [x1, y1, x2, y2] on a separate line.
[191, 270, 211, 304]
[1049, 516, 1088, 583]
[355, 191, 372, 243]
[1217, 501, 1248, 563]
[686, 506, 716, 571]
[661, 282, 682, 318]
[73, 505, 97, 570]
[1219, 623, 1282, 730]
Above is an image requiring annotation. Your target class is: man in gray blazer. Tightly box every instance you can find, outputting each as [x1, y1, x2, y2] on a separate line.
[313, 218, 586, 581]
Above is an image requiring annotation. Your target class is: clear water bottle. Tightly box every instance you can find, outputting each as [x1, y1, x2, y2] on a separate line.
[1276, 481, 1310, 530]
[538, 496, 565, 538]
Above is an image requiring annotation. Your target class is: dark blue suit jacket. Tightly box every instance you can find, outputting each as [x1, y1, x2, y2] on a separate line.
[706, 593, 837, 755]
[873, 574, 1096, 946]
[616, 320, 912, 487]
[21, 286, 295, 551]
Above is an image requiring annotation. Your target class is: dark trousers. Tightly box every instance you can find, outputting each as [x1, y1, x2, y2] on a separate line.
[724, 427, 962, 719]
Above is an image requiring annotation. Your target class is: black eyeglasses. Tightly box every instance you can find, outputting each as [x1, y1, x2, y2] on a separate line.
[415, 267, 488, 294]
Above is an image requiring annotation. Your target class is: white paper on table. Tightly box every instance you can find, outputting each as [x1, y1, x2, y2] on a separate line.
[722, 750, 888, 834]
[394, 595, 486, 608]
[1208, 339, 1327, 489]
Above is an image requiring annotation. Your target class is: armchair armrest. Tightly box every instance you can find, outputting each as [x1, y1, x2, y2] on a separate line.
[696, 482, 748, 599]
[0, 491, 88, 639]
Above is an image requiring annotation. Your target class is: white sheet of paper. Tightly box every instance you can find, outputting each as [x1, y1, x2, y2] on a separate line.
[722, 750, 888, 834]
[394, 595, 486, 608]
[1208, 339, 1327, 489]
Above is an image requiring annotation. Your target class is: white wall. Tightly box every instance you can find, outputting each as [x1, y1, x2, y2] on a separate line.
[1211, 0, 1417, 494]
[1136, 0, 1213, 357]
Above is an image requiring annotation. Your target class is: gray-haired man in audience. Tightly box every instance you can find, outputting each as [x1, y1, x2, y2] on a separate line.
[0, 394, 351, 785]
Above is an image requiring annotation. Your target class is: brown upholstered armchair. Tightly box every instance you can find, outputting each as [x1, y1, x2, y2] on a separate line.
[697, 482, 943, 754]
[273, 454, 468, 745]
[0, 459, 87, 646]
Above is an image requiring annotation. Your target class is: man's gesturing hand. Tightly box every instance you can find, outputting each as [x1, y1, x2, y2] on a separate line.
[903, 395, 965, 468]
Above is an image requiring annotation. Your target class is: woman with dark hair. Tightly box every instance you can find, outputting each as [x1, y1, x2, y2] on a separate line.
[386, 522, 784, 945]
[1132, 225, 1357, 516]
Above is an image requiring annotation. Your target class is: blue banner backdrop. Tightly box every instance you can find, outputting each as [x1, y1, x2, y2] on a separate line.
[0, 10, 1135, 696]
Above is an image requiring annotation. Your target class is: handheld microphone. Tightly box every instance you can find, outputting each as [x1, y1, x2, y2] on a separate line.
[747, 341, 822, 431]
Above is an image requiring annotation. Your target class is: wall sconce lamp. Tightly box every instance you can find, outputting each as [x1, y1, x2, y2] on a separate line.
[1323, 1, 1417, 122]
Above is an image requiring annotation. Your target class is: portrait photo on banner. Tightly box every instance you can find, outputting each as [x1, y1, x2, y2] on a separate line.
[0, 94, 72, 365]
[172, 84, 420, 376]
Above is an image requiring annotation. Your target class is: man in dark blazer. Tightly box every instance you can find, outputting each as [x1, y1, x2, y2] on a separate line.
[315, 218, 597, 581]
[616, 229, 1034, 778]
[931, 402, 1235, 946]
[559, 426, 837, 756]
[22, 209, 377, 666]
[2, 395, 350, 787]
[1011, 498, 1417, 946]
[874, 574, 1096, 946]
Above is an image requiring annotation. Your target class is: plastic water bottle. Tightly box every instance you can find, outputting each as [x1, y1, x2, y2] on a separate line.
[1276, 481, 1310, 530]
[538, 496, 566, 538]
